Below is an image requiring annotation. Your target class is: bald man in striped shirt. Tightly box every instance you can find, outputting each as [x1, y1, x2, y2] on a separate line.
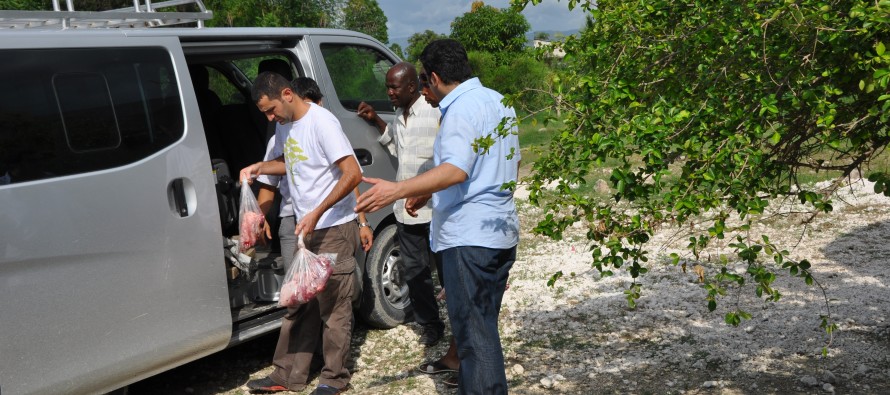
[357, 61, 444, 346]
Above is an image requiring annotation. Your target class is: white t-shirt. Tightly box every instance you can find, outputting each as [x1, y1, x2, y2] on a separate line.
[273, 103, 358, 230]
[256, 137, 294, 217]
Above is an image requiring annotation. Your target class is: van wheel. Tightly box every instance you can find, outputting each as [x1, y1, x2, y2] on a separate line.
[359, 224, 411, 328]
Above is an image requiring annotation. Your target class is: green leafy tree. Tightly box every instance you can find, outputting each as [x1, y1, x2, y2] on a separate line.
[203, 0, 340, 28]
[342, 0, 388, 43]
[0, 0, 47, 9]
[388, 43, 404, 59]
[534, 31, 550, 41]
[469, 50, 549, 111]
[512, 0, 890, 341]
[451, 1, 530, 53]
[405, 29, 447, 63]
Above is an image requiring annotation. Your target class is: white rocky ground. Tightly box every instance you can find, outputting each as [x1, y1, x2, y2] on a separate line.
[131, 179, 890, 395]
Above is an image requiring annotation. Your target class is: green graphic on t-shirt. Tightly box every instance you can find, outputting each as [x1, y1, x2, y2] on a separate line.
[285, 136, 308, 187]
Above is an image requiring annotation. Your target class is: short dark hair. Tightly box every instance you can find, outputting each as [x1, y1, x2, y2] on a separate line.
[419, 39, 472, 85]
[258, 58, 293, 81]
[293, 77, 323, 104]
[252, 71, 291, 103]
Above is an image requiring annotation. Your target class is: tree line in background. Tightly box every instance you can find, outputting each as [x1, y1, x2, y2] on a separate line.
[400, 1, 554, 113]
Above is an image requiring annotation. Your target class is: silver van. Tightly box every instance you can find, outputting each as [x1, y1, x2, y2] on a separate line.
[0, 1, 412, 394]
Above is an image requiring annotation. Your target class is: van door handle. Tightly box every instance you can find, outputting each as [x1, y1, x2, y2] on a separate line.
[354, 149, 372, 166]
[170, 178, 189, 217]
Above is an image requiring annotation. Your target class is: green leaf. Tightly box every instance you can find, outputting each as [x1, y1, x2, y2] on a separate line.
[547, 271, 564, 287]
[878, 42, 886, 56]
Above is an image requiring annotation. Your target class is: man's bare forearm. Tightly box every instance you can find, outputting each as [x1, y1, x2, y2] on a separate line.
[397, 163, 467, 199]
[315, 156, 362, 215]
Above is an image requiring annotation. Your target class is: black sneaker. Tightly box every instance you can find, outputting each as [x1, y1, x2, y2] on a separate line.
[418, 324, 444, 346]
[309, 383, 350, 395]
[246, 376, 288, 393]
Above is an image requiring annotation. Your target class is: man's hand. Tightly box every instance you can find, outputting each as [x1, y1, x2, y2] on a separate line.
[239, 163, 260, 185]
[295, 209, 322, 239]
[359, 226, 373, 252]
[357, 102, 386, 133]
[405, 194, 432, 217]
[355, 177, 401, 214]
[356, 102, 377, 121]
[263, 220, 272, 241]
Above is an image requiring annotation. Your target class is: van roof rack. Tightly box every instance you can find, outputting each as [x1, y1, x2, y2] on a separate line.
[0, 0, 213, 29]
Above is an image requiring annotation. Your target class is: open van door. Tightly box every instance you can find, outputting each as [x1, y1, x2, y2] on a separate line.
[0, 35, 231, 394]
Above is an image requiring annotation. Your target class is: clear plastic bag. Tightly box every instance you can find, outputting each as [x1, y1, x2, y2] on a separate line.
[278, 236, 335, 307]
[238, 177, 265, 253]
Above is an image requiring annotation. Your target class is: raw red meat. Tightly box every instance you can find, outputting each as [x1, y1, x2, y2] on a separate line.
[239, 211, 265, 251]
[278, 253, 333, 307]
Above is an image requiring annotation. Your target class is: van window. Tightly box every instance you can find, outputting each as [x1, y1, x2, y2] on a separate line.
[0, 47, 184, 186]
[207, 66, 246, 106]
[319, 44, 393, 113]
[54, 72, 122, 152]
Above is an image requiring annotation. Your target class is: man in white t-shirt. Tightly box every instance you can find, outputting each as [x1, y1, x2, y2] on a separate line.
[240, 72, 361, 395]
[256, 76, 373, 269]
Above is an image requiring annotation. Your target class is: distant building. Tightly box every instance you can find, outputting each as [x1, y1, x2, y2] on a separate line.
[533, 39, 566, 58]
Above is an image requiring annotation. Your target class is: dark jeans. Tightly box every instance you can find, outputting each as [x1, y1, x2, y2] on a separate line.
[441, 245, 515, 395]
[397, 222, 444, 329]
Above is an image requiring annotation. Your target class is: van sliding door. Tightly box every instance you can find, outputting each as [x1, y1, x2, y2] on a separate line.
[0, 37, 231, 395]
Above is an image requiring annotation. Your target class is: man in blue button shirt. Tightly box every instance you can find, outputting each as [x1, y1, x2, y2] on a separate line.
[355, 39, 520, 395]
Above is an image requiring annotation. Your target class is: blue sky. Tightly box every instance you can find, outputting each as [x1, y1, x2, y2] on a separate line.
[377, 0, 588, 41]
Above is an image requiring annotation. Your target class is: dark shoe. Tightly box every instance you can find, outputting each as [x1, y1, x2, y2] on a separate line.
[246, 376, 288, 393]
[418, 324, 444, 346]
[309, 383, 350, 395]
[417, 360, 458, 375]
[443, 373, 458, 388]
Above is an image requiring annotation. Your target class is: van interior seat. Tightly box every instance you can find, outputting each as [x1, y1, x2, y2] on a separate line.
[188, 64, 227, 161]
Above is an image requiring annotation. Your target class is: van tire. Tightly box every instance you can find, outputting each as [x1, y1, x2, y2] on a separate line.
[359, 224, 411, 328]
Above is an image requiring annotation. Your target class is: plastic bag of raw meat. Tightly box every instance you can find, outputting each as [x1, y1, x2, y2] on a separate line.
[238, 176, 265, 253]
[278, 236, 335, 307]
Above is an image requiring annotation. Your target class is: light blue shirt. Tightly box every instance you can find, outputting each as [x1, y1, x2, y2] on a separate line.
[430, 78, 520, 252]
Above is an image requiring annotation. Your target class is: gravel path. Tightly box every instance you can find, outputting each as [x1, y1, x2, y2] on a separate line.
[131, 179, 890, 394]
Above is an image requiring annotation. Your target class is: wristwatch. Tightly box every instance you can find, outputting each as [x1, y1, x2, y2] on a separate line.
[358, 222, 372, 229]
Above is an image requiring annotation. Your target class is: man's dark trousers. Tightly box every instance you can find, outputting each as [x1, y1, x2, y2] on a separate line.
[441, 245, 515, 395]
[396, 221, 444, 331]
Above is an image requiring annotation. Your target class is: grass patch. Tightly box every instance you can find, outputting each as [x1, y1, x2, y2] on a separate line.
[517, 115, 561, 175]
[517, 112, 890, 193]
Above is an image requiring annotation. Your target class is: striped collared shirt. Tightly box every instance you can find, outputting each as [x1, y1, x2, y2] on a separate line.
[377, 97, 441, 224]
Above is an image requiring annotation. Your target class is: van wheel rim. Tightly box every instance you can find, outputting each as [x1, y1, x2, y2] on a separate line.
[380, 250, 410, 308]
